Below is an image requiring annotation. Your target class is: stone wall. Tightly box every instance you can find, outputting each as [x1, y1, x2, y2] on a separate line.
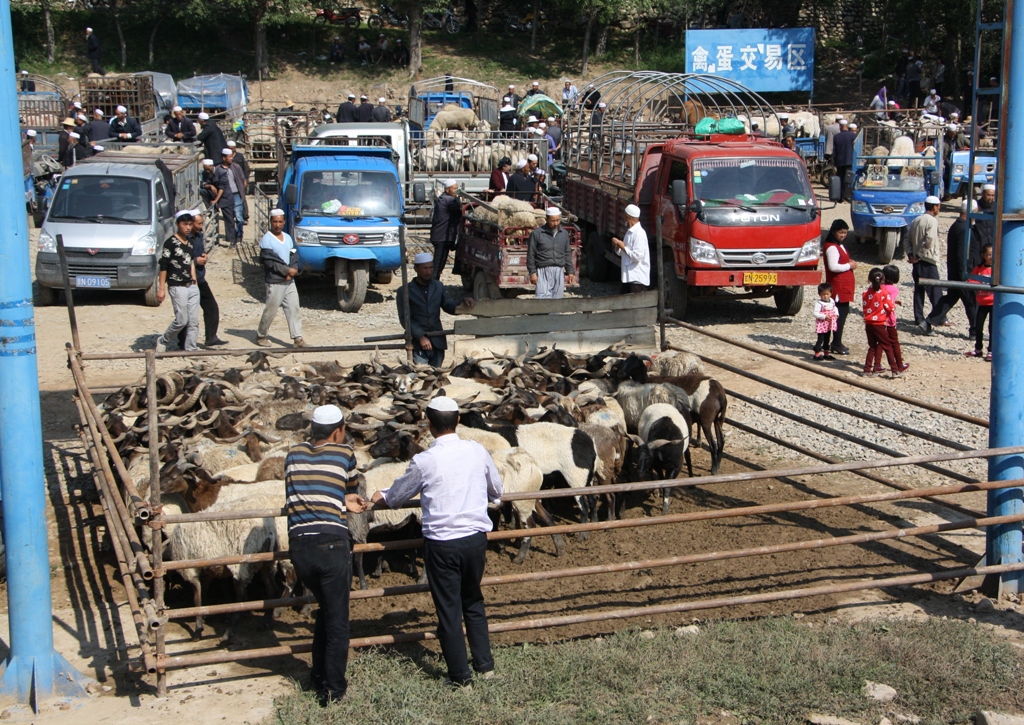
[799, 0, 886, 41]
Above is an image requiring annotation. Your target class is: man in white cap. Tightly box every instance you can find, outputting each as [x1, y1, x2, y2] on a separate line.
[196, 112, 227, 161]
[372, 97, 392, 122]
[526, 152, 539, 175]
[257, 209, 305, 347]
[165, 106, 196, 143]
[505, 158, 536, 201]
[561, 79, 578, 108]
[372, 394, 502, 687]
[336, 93, 358, 123]
[534, 167, 548, 195]
[85, 108, 110, 145]
[498, 96, 517, 133]
[526, 80, 543, 98]
[832, 118, 856, 201]
[175, 209, 226, 348]
[396, 253, 474, 366]
[905, 195, 943, 327]
[284, 404, 365, 706]
[357, 94, 374, 122]
[507, 84, 521, 109]
[19, 70, 35, 92]
[110, 104, 141, 143]
[924, 88, 941, 115]
[155, 210, 200, 352]
[591, 102, 607, 149]
[779, 113, 794, 138]
[85, 27, 103, 74]
[528, 207, 574, 299]
[214, 148, 246, 245]
[546, 115, 562, 159]
[199, 159, 218, 207]
[920, 198, 979, 337]
[226, 139, 249, 180]
[59, 130, 85, 168]
[612, 204, 650, 294]
[824, 116, 842, 161]
[24, 129, 36, 151]
[430, 179, 462, 279]
[975, 183, 997, 251]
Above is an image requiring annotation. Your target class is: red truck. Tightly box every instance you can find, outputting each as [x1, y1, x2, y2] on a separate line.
[563, 113, 825, 318]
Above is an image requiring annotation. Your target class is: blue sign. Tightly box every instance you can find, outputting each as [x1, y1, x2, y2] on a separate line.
[684, 28, 815, 93]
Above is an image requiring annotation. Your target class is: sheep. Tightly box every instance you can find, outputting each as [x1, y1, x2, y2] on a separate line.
[489, 448, 564, 564]
[455, 424, 512, 455]
[888, 136, 917, 167]
[349, 461, 422, 589]
[614, 380, 688, 433]
[167, 492, 279, 641]
[579, 396, 627, 435]
[580, 423, 628, 520]
[429, 105, 480, 131]
[645, 374, 727, 475]
[637, 404, 693, 515]
[648, 351, 705, 378]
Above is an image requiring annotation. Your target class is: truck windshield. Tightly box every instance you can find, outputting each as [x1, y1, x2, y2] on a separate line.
[853, 164, 927, 192]
[299, 170, 400, 217]
[48, 176, 151, 224]
[693, 157, 813, 208]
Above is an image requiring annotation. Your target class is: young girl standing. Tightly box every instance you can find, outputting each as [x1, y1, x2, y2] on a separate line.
[881, 265, 910, 373]
[812, 282, 839, 360]
[966, 244, 994, 361]
[862, 267, 900, 377]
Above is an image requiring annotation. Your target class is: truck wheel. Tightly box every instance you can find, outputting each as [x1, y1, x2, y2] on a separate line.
[473, 270, 500, 300]
[337, 260, 369, 312]
[877, 228, 898, 264]
[373, 270, 394, 285]
[663, 248, 687, 319]
[773, 286, 804, 316]
[820, 164, 836, 187]
[143, 279, 160, 307]
[586, 231, 609, 282]
[460, 272, 474, 292]
[33, 281, 56, 307]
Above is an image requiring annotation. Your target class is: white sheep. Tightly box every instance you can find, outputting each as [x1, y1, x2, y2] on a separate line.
[648, 351, 705, 378]
[490, 448, 564, 564]
[614, 380, 688, 433]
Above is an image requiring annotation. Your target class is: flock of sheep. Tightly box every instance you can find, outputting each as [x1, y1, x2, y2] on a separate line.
[98, 346, 727, 640]
[418, 104, 548, 173]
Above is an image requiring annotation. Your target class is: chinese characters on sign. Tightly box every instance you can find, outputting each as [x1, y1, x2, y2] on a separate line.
[685, 29, 815, 93]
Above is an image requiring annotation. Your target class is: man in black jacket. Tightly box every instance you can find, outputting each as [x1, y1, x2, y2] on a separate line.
[196, 113, 227, 161]
[357, 95, 374, 122]
[166, 106, 197, 142]
[831, 119, 856, 201]
[256, 209, 305, 347]
[430, 180, 462, 280]
[922, 198, 979, 334]
[498, 97, 517, 134]
[110, 105, 142, 143]
[336, 94, 358, 123]
[396, 252, 474, 366]
[86, 27, 104, 74]
[505, 160, 536, 201]
[85, 108, 110, 148]
[371, 97, 392, 122]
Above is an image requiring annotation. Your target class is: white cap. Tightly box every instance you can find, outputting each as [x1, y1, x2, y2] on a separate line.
[116, 105, 127, 113]
[25, 130, 36, 137]
[947, 123, 959, 131]
[849, 123, 858, 130]
[312, 404, 344, 425]
[527, 154, 538, 162]
[20, 70, 27, 75]
[270, 208, 285, 217]
[198, 112, 210, 120]
[427, 396, 459, 412]
[174, 209, 193, 220]
[93, 108, 103, 116]
[539, 122, 547, 129]
[838, 118, 848, 124]
[227, 140, 237, 147]
[983, 183, 996, 191]
[202, 159, 214, 166]
[443, 178, 457, 189]
[930, 89, 937, 94]
[172, 105, 182, 113]
[86, 26, 92, 32]
[527, 115, 538, 123]
[950, 111, 959, 118]
[925, 195, 941, 204]
[190, 208, 203, 216]
[545, 207, 561, 216]
[414, 251, 434, 265]
[598, 102, 606, 108]
[625, 204, 641, 218]
[360, 95, 367, 100]
[68, 132, 80, 139]
[221, 148, 232, 155]
[962, 199, 979, 212]
[888, 101, 896, 106]
[779, 113, 789, 119]
[535, 168, 546, 176]
[508, 84, 515, 89]
[516, 159, 528, 169]
[93, 145, 104, 151]
[348, 93, 356, 99]
[73, 101, 82, 109]
[378, 97, 386, 103]
[78, 113, 87, 121]
[532, 81, 539, 86]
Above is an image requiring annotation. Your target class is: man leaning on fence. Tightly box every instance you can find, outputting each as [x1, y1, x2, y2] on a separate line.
[396, 252, 475, 367]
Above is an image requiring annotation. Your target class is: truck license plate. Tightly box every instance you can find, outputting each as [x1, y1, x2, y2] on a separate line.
[743, 272, 777, 286]
[73, 275, 112, 289]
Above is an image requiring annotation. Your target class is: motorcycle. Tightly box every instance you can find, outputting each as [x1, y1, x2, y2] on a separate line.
[506, 8, 546, 33]
[424, 6, 460, 33]
[314, 7, 363, 27]
[367, 1, 409, 28]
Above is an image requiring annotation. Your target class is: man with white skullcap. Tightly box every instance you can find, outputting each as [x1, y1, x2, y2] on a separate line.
[285, 404, 366, 705]
[499, 96, 518, 133]
[85, 108, 110, 146]
[226, 139, 250, 180]
[85, 26, 104, 74]
[612, 204, 651, 293]
[165, 105, 197, 143]
[175, 209, 226, 348]
[24, 129, 36, 151]
[372, 395, 502, 687]
[906, 195, 943, 327]
[199, 159, 219, 207]
[397, 252, 475, 366]
[528, 207, 574, 298]
[214, 148, 246, 245]
[336, 93, 358, 123]
[526, 80, 542, 98]
[19, 69, 35, 92]
[372, 96, 392, 122]
[110, 104, 141, 143]
[505, 158, 536, 201]
[154, 211, 200, 352]
[257, 209, 305, 347]
[920, 197, 980, 337]
[429, 179, 462, 279]
[506, 84, 521, 109]
[832, 118, 856, 201]
[195, 112, 227, 161]
[974, 183, 997, 252]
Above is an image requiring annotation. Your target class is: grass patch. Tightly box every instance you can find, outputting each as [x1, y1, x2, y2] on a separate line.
[266, 616, 1024, 725]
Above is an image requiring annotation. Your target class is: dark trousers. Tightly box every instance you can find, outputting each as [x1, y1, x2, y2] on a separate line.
[814, 331, 832, 352]
[926, 287, 977, 330]
[865, 324, 898, 371]
[432, 242, 451, 280]
[290, 534, 352, 702]
[89, 57, 104, 74]
[837, 165, 852, 201]
[177, 281, 219, 347]
[886, 326, 904, 369]
[833, 301, 851, 350]
[912, 261, 942, 324]
[975, 305, 993, 352]
[220, 204, 238, 244]
[423, 532, 493, 684]
[621, 282, 647, 294]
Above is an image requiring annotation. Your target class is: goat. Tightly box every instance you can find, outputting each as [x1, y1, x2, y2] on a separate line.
[490, 448, 564, 564]
[646, 374, 727, 474]
[637, 404, 693, 515]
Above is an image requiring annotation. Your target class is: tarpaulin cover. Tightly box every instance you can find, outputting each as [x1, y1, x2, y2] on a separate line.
[176, 74, 248, 112]
[516, 94, 561, 120]
[694, 117, 746, 135]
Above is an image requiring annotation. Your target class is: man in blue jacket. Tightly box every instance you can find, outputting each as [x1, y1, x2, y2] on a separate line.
[396, 252, 474, 366]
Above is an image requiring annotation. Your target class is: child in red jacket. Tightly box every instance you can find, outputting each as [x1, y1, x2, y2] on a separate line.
[966, 243, 994, 361]
[863, 267, 900, 377]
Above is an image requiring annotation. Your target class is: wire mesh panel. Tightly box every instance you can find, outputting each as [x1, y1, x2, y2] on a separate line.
[81, 75, 157, 123]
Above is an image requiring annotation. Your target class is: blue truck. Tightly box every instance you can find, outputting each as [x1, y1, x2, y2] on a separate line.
[947, 147, 997, 197]
[271, 145, 411, 312]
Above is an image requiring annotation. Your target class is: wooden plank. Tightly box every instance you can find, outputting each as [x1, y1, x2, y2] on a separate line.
[457, 290, 657, 318]
[453, 327, 656, 359]
[453, 307, 657, 337]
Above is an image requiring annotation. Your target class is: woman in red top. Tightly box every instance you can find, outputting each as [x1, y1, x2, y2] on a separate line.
[488, 157, 512, 198]
[823, 219, 858, 355]
[862, 267, 900, 376]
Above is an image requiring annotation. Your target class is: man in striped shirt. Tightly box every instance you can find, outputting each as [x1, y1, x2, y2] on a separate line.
[285, 404, 365, 706]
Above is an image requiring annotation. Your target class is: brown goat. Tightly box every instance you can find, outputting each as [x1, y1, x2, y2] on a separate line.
[647, 374, 727, 474]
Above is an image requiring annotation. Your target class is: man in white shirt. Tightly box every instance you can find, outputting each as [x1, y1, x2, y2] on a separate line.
[612, 204, 650, 294]
[372, 396, 503, 687]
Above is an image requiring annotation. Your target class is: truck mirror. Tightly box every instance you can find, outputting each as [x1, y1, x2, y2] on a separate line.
[844, 169, 854, 189]
[671, 179, 688, 206]
[413, 182, 426, 204]
[285, 184, 298, 206]
[828, 176, 842, 202]
[929, 171, 941, 187]
[687, 199, 703, 216]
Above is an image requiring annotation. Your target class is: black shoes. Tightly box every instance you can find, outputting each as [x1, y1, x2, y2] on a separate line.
[205, 337, 228, 346]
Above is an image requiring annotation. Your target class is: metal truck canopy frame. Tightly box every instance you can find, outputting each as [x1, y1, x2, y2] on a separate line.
[564, 71, 779, 186]
[409, 76, 501, 129]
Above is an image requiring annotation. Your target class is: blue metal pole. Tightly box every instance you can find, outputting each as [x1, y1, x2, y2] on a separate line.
[987, 0, 1024, 595]
[0, 0, 91, 710]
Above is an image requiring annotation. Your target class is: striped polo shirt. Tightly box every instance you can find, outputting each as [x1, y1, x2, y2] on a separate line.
[284, 441, 358, 539]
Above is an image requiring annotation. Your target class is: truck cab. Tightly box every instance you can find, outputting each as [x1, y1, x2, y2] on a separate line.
[277, 145, 406, 312]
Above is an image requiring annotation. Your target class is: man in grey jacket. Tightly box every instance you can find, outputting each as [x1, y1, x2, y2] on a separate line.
[906, 195, 942, 326]
[527, 208, 574, 299]
[256, 210, 305, 347]
[396, 252, 474, 366]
